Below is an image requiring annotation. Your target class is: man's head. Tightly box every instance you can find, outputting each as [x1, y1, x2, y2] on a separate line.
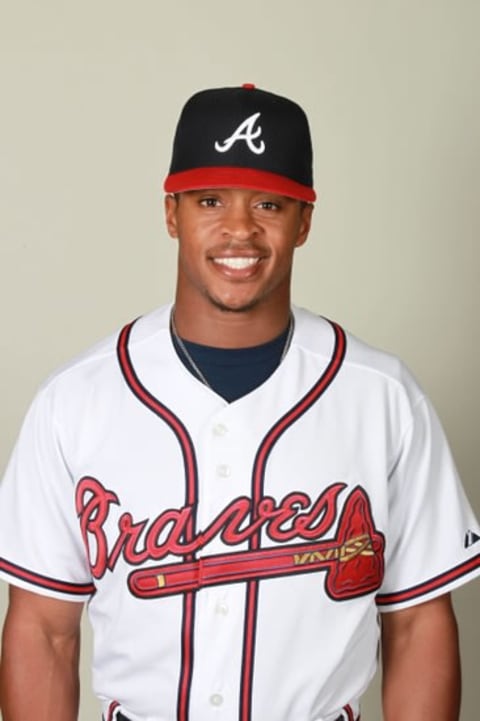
[164, 84, 316, 203]
[164, 85, 315, 330]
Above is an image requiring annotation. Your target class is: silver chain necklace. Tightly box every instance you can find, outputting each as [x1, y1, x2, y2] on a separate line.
[170, 308, 295, 391]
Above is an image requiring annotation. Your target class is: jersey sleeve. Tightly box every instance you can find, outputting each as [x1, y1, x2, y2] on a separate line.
[0, 383, 95, 601]
[376, 393, 480, 611]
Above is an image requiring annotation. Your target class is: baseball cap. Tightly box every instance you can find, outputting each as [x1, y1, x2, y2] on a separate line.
[164, 84, 316, 202]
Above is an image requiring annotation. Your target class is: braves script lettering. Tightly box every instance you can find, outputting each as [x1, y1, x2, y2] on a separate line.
[76, 477, 346, 579]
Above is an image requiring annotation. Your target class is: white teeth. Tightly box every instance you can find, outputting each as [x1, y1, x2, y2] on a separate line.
[214, 257, 259, 269]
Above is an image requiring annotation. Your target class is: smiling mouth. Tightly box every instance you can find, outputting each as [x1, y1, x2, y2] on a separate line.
[213, 257, 260, 270]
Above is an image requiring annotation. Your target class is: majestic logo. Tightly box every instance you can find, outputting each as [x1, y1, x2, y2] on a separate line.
[76, 477, 385, 601]
[465, 529, 480, 548]
[214, 112, 265, 155]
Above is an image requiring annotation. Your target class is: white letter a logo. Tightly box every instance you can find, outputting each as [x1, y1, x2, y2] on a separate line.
[214, 112, 265, 155]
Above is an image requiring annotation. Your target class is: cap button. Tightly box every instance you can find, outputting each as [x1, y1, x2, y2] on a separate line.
[242, 83, 256, 90]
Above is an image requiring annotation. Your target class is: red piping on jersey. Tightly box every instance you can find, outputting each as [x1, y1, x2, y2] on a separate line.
[117, 320, 198, 721]
[105, 700, 120, 721]
[0, 558, 95, 596]
[376, 553, 480, 606]
[117, 322, 198, 534]
[240, 320, 347, 721]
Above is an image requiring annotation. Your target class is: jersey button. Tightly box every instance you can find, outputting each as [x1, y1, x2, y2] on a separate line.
[216, 464, 231, 478]
[215, 601, 229, 615]
[210, 693, 224, 707]
[213, 423, 228, 436]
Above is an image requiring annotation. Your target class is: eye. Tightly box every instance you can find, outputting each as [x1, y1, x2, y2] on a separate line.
[199, 196, 221, 208]
[256, 200, 281, 211]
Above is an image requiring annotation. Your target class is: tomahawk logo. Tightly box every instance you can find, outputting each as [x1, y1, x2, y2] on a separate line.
[214, 112, 265, 155]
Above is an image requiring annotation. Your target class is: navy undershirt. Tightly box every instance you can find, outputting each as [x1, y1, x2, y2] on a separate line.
[172, 325, 291, 403]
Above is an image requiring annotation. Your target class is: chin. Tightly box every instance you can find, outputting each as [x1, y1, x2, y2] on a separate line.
[209, 296, 261, 314]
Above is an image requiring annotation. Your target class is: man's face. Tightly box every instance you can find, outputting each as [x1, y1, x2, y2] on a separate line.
[165, 188, 313, 315]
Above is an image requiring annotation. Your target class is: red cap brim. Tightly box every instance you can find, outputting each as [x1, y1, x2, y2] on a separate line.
[164, 167, 316, 203]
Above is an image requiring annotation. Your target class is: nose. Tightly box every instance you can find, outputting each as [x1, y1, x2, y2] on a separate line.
[222, 201, 259, 242]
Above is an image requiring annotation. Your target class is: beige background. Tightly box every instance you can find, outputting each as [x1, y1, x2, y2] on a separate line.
[0, 1, 478, 719]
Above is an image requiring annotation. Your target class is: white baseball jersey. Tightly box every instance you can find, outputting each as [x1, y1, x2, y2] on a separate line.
[1, 305, 479, 721]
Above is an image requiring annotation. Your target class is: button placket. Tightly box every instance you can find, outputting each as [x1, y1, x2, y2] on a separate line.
[212, 422, 228, 437]
[216, 463, 231, 478]
[214, 600, 229, 616]
[211, 418, 233, 485]
[209, 693, 224, 707]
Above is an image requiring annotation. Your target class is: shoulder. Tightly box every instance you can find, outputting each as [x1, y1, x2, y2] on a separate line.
[292, 306, 425, 408]
[36, 304, 173, 399]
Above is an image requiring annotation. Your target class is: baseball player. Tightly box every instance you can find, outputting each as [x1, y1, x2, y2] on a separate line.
[1, 84, 479, 721]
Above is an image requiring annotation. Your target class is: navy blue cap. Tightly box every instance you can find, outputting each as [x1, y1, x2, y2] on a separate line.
[164, 84, 316, 202]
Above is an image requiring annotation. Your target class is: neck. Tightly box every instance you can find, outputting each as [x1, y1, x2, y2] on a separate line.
[172, 299, 292, 349]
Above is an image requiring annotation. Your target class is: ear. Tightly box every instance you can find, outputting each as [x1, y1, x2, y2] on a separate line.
[294, 203, 314, 248]
[164, 194, 179, 238]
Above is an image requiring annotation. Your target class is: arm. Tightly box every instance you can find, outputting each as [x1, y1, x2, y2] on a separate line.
[0, 585, 84, 721]
[381, 593, 461, 721]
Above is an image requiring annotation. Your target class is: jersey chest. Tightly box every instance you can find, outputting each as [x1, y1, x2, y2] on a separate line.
[69, 348, 394, 607]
